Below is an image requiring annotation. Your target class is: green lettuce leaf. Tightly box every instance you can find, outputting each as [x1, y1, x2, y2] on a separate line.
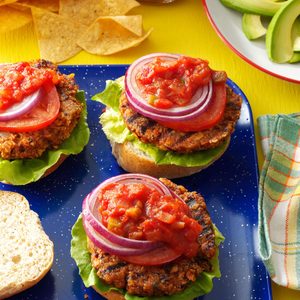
[71, 215, 224, 300]
[100, 108, 135, 144]
[92, 78, 124, 111]
[92, 80, 228, 168]
[71, 215, 123, 295]
[0, 91, 90, 185]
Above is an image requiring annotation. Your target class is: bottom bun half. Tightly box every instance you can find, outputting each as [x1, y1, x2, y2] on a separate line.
[43, 154, 68, 178]
[92, 286, 125, 300]
[111, 140, 229, 179]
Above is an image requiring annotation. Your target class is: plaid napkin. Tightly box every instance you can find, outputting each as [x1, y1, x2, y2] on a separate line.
[258, 113, 300, 290]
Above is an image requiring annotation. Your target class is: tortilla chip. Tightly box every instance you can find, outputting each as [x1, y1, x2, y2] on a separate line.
[77, 16, 152, 55]
[8, 3, 30, 11]
[17, 0, 59, 12]
[59, 0, 140, 26]
[59, 0, 104, 26]
[0, 0, 17, 6]
[110, 15, 143, 37]
[0, 5, 32, 33]
[100, 0, 140, 16]
[32, 8, 87, 63]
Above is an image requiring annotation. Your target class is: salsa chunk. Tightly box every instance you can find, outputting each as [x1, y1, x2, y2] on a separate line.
[136, 56, 212, 109]
[0, 62, 61, 111]
[98, 182, 202, 258]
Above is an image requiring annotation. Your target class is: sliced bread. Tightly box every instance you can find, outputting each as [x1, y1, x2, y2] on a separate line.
[111, 140, 229, 179]
[0, 191, 54, 299]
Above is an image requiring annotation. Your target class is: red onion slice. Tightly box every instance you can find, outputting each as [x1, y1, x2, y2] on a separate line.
[95, 174, 172, 198]
[81, 174, 193, 261]
[125, 53, 214, 122]
[83, 193, 162, 250]
[126, 79, 213, 122]
[82, 217, 151, 256]
[126, 55, 210, 116]
[82, 174, 171, 252]
[0, 87, 43, 121]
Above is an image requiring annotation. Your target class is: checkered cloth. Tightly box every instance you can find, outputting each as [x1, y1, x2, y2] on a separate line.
[258, 113, 300, 290]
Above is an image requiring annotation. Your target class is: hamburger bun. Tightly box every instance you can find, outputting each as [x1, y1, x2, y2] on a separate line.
[93, 286, 124, 300]
[0, 60, 90, 186]
[0, 191, 54, 299]
[111, 139, 229, 179]
[70, 176, 222, 299]
[95, 55, 242, 179]
[43, 154, 68, 178]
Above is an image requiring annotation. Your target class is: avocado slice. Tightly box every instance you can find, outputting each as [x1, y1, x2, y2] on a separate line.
[290, 17, 300, 64]
[292, 17, 300, 51]
[242, 14, 267, 40]
[289, 52, 300, 63]
[266, 0, 300, 63]
[220, 0, 284, 17]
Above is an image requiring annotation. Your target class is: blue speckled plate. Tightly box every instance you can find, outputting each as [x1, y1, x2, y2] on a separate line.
[3, 65, 272, 300]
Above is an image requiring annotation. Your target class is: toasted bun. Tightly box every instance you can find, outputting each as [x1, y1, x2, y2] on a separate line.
[0, 191, 54, 299]
[92, 286, 125, 300]
[0, 154, 68, 185]
[43, 154, 68, 178]
[111, 140, 229, 179]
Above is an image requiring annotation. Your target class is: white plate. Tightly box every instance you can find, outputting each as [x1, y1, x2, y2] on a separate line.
[203, 0, 300, 83]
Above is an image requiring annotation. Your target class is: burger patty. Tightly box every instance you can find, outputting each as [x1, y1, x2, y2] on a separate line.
[159, 178, 216, 259]
[89, 179, 216, 297]
[0, 60, 83, 160]
[120, 72, 242, 153]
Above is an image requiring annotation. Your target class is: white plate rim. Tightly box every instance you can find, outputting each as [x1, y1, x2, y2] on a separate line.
[202, 0, 300, 84]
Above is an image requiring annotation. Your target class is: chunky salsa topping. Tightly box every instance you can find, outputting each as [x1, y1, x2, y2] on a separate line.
[0, 62, 61, 111]
[98, 182, 202, 258]
[136, 56, 212, 109]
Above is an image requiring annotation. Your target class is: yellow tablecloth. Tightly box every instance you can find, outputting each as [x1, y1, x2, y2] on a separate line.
[1, 0, 300, 299]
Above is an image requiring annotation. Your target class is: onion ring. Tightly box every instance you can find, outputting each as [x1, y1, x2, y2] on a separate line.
[82, 217, 150, 256]
[125, 53, 214, 122]
[0, 87, 43, 121]
[82, 174, 171, 253]
[83, 193, 162, 250]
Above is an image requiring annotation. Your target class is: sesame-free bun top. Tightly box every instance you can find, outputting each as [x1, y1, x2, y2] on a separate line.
[0, 191, 54, 299]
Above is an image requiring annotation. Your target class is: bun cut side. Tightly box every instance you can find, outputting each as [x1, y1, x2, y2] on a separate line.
[111, 140, 229, 179]
[92, 286, 125, 300]
[0, 191, 54, 299]
[43, 154, 68, 178]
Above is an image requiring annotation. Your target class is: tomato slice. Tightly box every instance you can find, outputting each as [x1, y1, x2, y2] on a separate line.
[157, 82, 227, 132]
[0, 84, 60, 132]
[118, 245, 182, 266]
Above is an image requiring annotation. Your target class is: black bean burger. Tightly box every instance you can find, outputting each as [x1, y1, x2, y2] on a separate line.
[92, 53, 241, 178]
[0, 60, 90, 185]
[71, 174, 224, 300]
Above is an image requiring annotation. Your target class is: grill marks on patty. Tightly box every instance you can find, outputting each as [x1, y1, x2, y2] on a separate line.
[89, 179, 216, 297]
[0, 60, 83, 160]
[160, 178, 216, 259]
[90, 247, 211, 297]
[120, 77, 242, 153]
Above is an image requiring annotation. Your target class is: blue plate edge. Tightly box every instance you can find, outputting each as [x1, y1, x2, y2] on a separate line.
[58, 64, 273, 300]
[0, 64, 270, 300]
[227, 78, 273, 300]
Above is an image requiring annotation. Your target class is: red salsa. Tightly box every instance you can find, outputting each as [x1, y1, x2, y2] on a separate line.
[0, 62, 61, 111]
[136, 56, 212, 109]
[98, 182, 202, 258]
